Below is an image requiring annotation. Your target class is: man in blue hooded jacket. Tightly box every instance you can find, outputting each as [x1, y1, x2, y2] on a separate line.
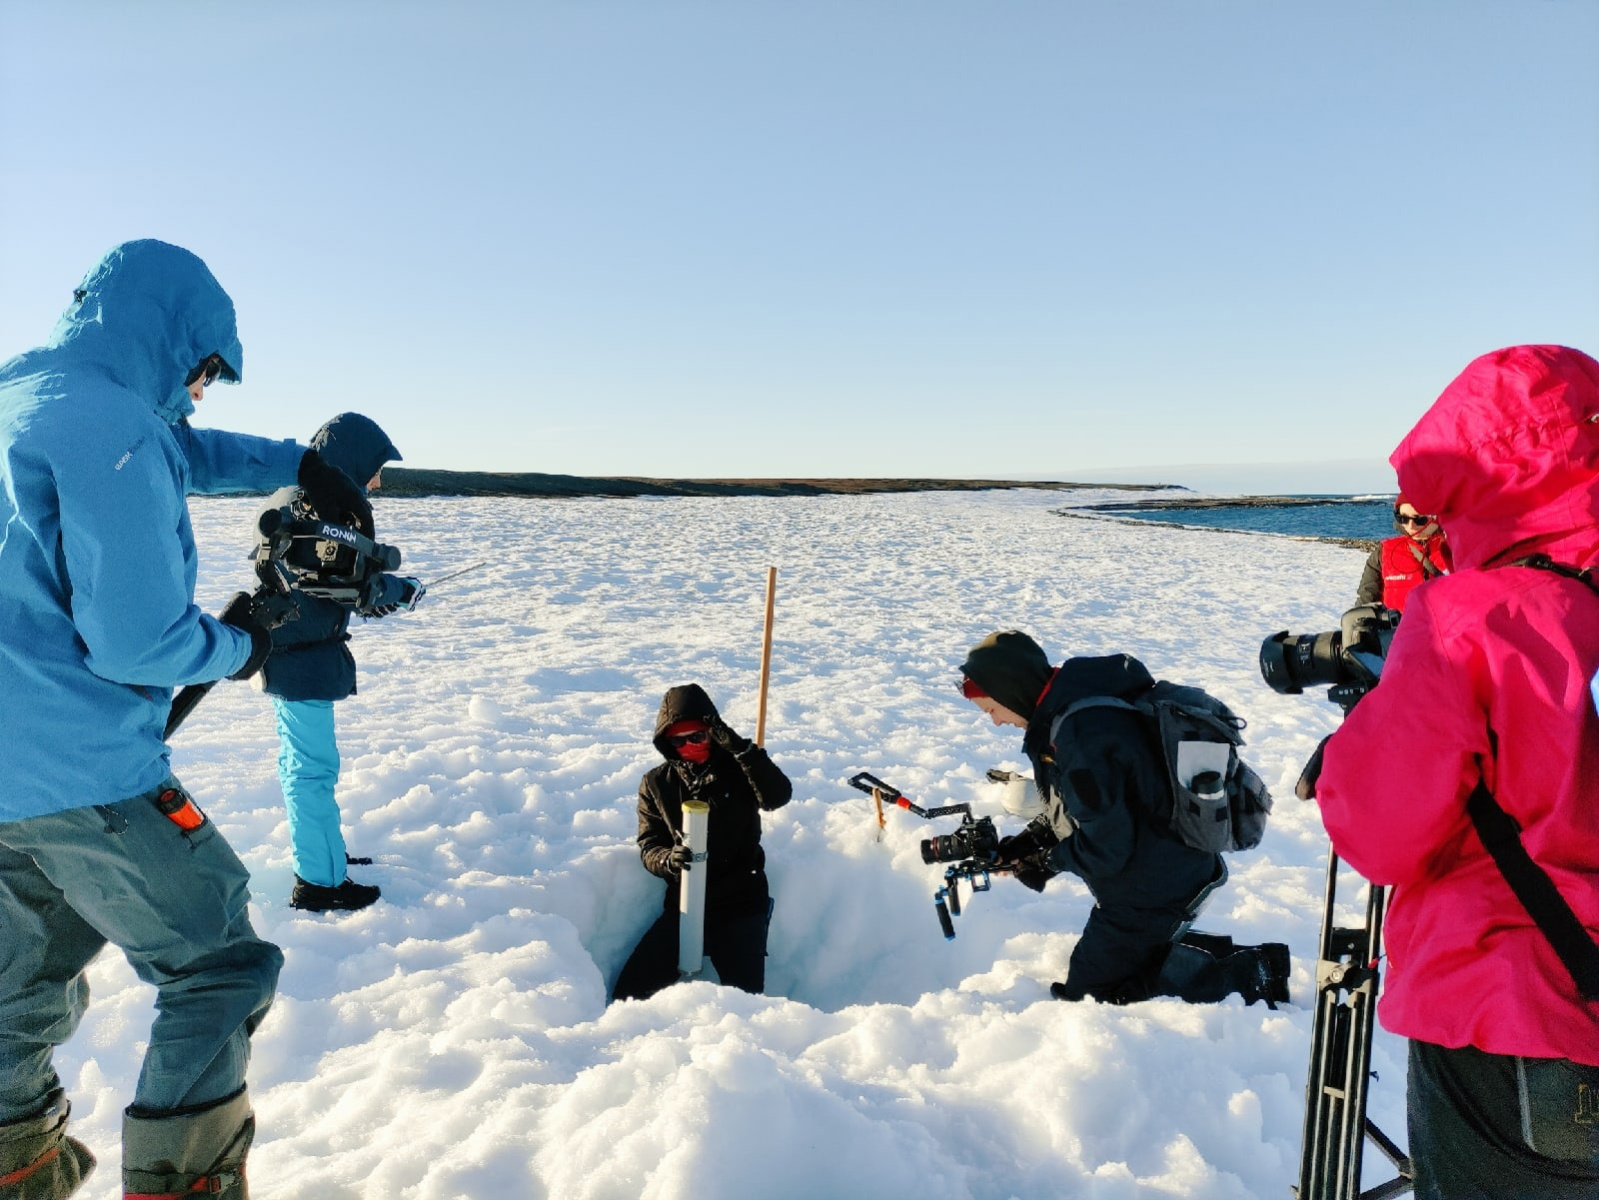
[0, 241, 372, 1199]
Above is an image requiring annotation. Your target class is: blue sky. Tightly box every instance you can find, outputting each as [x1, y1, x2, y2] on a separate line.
[3, 2, 1596, 488]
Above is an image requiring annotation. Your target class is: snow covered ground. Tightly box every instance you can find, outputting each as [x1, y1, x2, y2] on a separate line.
[57, 487, 1407, 1199]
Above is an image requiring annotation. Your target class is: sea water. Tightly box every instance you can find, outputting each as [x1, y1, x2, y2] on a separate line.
[1094, 496, 1397, 541]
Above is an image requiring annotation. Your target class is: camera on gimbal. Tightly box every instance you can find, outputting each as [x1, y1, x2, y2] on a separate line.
[252, 500, 402, 606]
[1258, 602, 1400, 710]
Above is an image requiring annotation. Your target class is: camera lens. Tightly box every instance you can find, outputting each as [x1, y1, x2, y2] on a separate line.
[1260, 630, 1344, 695]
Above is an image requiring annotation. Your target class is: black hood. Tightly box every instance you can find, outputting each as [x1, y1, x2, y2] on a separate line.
[309, 412, 402, 496]
[1026, 653, 1156, 757]
[652, 684, 722, 759]
[1046, 654, 1156, 706]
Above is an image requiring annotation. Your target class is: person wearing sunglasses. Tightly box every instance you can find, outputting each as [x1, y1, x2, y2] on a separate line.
[1354, 493, 1452, 613]
[1315, 345, 1599, 1197]
[612, 684, 792, 1002]
[0, 240, 372, 1199]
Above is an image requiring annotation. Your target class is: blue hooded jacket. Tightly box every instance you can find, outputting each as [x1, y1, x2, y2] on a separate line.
[0, 240, 305, 820]
[260, 412, 405, 702]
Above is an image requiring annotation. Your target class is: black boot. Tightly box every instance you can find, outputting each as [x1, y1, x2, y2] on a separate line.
[123, 1089, 253, 1200]
[290, 875, 380, 912]
[0, 1090, 94, 1199]
[1229, 942, 1291, 1009]
[1177, 930, 1235, 958]
[1149, 940, 1291, 1008]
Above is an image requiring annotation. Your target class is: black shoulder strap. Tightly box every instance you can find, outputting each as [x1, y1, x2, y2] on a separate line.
[1461, 557, 1599, 1000]
[1507, 553, 1599, 597]
[1465, 778, 1599, 1001]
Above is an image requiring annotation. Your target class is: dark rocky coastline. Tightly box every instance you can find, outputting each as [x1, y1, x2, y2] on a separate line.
[377, 469, 1178, 499]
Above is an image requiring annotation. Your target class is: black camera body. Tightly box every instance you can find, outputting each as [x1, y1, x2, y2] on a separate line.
[254, 502, 402, 606]
[1260, 603, 1400, 710]
[921, 813, 999, 865]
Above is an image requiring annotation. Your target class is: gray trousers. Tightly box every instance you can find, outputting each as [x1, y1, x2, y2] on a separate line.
[0, 779, 281, 1122]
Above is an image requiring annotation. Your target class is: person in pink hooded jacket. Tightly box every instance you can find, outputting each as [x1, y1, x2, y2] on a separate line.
[1317, 345, 1599, 1197]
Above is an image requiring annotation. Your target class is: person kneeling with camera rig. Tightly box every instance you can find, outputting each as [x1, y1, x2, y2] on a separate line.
[1313, 345, 1599, 1198]
[959, 631, 1289, 1007]
[257, 413, 424, 913]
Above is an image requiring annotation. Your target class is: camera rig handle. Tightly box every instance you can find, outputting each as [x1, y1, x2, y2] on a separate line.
[934, 862, 996, 940]
[847, 772, 973, 820]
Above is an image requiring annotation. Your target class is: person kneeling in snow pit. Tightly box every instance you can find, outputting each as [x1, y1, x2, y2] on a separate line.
[259, 413, 425, 914]
[612, 685, 792, 1001]
[959, 631, 1290, 1007]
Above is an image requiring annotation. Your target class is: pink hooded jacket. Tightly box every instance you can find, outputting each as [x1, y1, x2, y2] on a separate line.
[1319, 345, 1599, 1064]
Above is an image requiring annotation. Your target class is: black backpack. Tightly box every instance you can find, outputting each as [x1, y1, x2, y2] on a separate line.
[1052, 683, 1273, 854]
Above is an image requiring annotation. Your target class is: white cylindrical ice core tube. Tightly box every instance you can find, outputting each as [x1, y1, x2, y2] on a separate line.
[678, 800, 710, 976]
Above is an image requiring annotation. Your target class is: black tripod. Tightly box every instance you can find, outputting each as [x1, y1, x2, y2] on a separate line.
[1296, 850, 1413, 1200]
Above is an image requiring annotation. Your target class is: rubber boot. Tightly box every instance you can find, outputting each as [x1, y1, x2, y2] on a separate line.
[0, 1090, 95, 1199]
[1177, 930, 1235, 959]
[1234, 942, 1291, 1009]
[1149, 940, 1291, 1008]
[122, 1088, 253, 1200]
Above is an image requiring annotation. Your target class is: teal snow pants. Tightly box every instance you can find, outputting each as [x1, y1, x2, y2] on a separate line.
[271, 697, 347, 888]
[0, 779, 281, 1122]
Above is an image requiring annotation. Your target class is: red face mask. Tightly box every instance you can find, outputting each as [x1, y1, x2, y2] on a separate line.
[677, 738, 712, 764]
[664, 720, 712, 763]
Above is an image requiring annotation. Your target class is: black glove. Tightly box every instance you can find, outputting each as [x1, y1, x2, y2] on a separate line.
[1295, 734, 1332, 801]
[667, 843, 693, 876]
[708, 717, 752, 755]
[218, 591, 276, 680]
[359, 575, 425, 618]
[298, 448, 374, 538]
[996, 827, 1045, 862]
[1012, 856, 1054, 893]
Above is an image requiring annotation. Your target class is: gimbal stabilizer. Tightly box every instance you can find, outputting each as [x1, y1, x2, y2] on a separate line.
[164, 507, 401, 740]
[848, 772, 1008, 940]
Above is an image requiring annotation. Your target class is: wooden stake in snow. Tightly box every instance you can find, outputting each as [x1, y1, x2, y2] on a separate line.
[755, 567, 777, 747]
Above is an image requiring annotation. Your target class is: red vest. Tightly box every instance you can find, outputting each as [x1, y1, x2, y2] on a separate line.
[1379, 534, 1451, 611]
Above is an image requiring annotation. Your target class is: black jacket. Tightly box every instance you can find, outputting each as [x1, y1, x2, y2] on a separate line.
[636, 684, 792, 916]
[1023, 654, 1220, 909]
[260, 413, 402, 702]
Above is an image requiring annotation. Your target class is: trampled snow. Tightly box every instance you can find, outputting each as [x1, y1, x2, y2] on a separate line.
[55, 488, 1406, 1199]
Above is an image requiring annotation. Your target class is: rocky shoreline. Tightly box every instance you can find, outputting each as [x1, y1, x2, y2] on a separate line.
[377, 469, 1178, 499]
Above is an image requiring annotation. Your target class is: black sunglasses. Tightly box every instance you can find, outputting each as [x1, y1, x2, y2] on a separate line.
[184, 354, 228, 388]
[1397, 513, 1434, 527]
[669, 730, 709, 747]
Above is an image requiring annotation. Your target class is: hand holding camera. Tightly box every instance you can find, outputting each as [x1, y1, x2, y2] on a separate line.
[219, 590, 298, 680]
